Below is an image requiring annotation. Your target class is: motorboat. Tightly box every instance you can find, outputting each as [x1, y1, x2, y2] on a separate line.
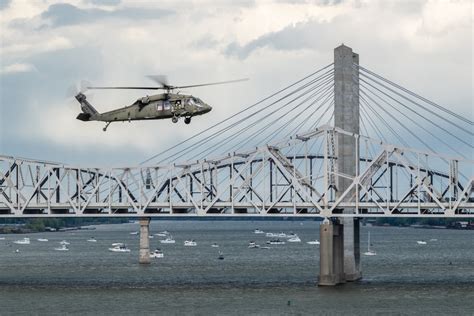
[288, 236, 301, 243]
[54, 244, 69, 251]
[248, 241, 260, 248]
[363, 232, 376, 256]
[184, 240, 197, 247]
[160, 237, 176, 244]
[277, 232, 287, 238]
[14, 238, 30, 245]
[417, 240, 427, 245]
[87, 238, 97, 242]
[109, 245, 131, 252]
[266, 239, 285, 245]
[265, 232, 277, 237]
[59, 240, 70, 245]
[254, 229, 264, 234]
[37, 238, 49, 242]
[111, 242, 125, 247]
[0, 237, 5, 240]
[154, 231, 170, 237]
[218, 251, 224, 260]
[149, 235, 154, 239]
[129, 231, 138, 235]
[211, 243, 219, 248]
[306, 240, 320, 245]
[150, 249, 164, 258]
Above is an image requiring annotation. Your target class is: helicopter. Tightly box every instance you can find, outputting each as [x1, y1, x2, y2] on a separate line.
[74, 76, 247, 131]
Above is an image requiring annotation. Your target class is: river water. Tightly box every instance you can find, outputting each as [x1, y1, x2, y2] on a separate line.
[0, 220, 473, 315]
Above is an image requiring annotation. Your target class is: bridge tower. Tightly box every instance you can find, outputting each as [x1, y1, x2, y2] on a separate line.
[319, 44, 361, 285]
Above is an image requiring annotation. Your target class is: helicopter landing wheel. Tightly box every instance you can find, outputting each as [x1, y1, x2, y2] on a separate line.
[172, 116, 179, 123]
[184, 117, 191, 124]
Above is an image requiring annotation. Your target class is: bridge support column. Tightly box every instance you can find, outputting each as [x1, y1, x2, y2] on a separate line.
[139, 217, 151, 264]
[334, 44, 362, 281]
[318, 219, 345, 286]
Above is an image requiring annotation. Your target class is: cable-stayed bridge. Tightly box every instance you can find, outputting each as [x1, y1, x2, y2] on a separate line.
[1, 48, 472, 219]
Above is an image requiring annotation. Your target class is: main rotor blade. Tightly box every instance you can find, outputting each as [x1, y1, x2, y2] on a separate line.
[146, 75, 169, 87]
[87, 86, 164, 90]
[174, 78, 249, 89]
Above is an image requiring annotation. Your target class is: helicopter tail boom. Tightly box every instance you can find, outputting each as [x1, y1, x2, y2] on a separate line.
[75, 93, 98, 121]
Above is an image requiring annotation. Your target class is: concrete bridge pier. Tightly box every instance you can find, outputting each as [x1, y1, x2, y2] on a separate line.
[139, 217, 151, 264]
[318, 218, 345, 286]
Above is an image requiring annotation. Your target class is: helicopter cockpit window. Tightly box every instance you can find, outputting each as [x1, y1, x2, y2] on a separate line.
[189, 97, 203, 107]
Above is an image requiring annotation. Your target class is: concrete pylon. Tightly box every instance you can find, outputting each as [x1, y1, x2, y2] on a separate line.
[334, 44, 362, 281]
[139, 217, 151, 264]
[318, 219, 345, 286]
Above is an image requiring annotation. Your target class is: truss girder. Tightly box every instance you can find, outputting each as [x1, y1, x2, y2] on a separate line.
[0, 126, 472, 217]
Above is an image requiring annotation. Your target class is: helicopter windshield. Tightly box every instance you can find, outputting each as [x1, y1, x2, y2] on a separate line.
[188, 97, 204, 107]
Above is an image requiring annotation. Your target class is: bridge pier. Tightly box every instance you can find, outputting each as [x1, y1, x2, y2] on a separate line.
[319, 219, 345, 286]
[139, 217, 151, 264]
[319, 44, 361, 285]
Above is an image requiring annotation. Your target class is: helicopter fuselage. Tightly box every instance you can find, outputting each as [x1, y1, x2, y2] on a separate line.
[76, 93, 212, 125]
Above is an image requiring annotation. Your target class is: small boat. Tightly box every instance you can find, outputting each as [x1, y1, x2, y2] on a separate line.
[37, 238, 49, 242]
[277, 232, 287, 238]
[54, 244, 69, 251]
[111, 242, 124, 247]
[129, 231, 138, 235]
[417, 240, 427, 245]
[218, 251, 224, 260]
[184, 240, 197, 247]
[265, 232, 277, 237]
[154, 231, 170, 237]
[150, 249, 164, 258]
[306, 240, 320, 245]
[87, 238, 97, 242]
[211, 243, 219, 248]
[266, 239, 285, 245]
[248, 241, 259, 248]
[0, 237, 6, 240]
[149, 235, 154, 239]
[109, 245, 130, 252]
[14, 238, 30, 245]
[254, 229, 264, 234]
[59, 240, 70, 245]
[160, 237, 176, 244]
[363, 232, 376, 256]
[288, 236, 301, 243]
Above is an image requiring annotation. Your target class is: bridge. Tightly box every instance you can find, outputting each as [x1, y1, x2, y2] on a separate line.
[1, 45, 472, 285]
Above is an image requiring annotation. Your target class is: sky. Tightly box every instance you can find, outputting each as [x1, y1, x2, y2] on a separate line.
[0, 0, 472, 166]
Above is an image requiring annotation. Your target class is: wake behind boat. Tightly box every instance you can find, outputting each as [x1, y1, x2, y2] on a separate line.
[306, 240, 320, 245]
[54, 244, 69, 251]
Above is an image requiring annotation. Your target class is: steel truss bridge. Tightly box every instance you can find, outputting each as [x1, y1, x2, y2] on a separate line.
[1, 125, 472, 218]
[1, 48, 473, 218]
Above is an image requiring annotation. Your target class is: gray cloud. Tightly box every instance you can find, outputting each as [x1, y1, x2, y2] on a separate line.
[0, 0, 11, 10]
[39, 3, 173, 28]
[276, 0, 343, 5]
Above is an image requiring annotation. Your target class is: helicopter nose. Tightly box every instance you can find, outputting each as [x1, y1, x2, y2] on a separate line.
[204, 104, 212, 113]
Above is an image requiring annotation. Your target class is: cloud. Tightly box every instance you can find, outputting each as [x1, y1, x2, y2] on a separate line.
[88, 0, 121, 6]
[39, 3, 173, 28]
[0, 0, 11, 10]
[1, 62, 37, 74]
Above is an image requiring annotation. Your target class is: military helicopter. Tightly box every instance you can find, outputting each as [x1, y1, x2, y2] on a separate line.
[74, 76, 247, 131]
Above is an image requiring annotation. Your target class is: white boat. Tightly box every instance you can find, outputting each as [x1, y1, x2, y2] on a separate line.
[218, 251, 224, 260]
[54, 244, 69, 251]
[149, 235, 154, 239]
[160, 237, 176, 244]
[109, 245, 131, 252]
[288, 236, 301, 243]
[306, 240, 320, 245]
[417, 240, 427, 245]
[87, 238, 97, 242]
[129, 231, 138, 235]
[254, 229, 264, 234]
[111, 242, 125, 247]
[15, 249, 20, 253]
[211, 243, 219, 248]
[266, 239, 285, 245]
[363, 232, 376, 256]
[184, 240, 197, 247]
[248, 241, 259, 248]
[150, 249, 164, 258]
[14, 238, 30, 245]
[0, 237, 6, 240]
[277, 232, 287, 238]
[37, 238, 49, 242]
[154, 231, 170, 237]
[265, 232, 277, 237]
[59, 240, 70, 245]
